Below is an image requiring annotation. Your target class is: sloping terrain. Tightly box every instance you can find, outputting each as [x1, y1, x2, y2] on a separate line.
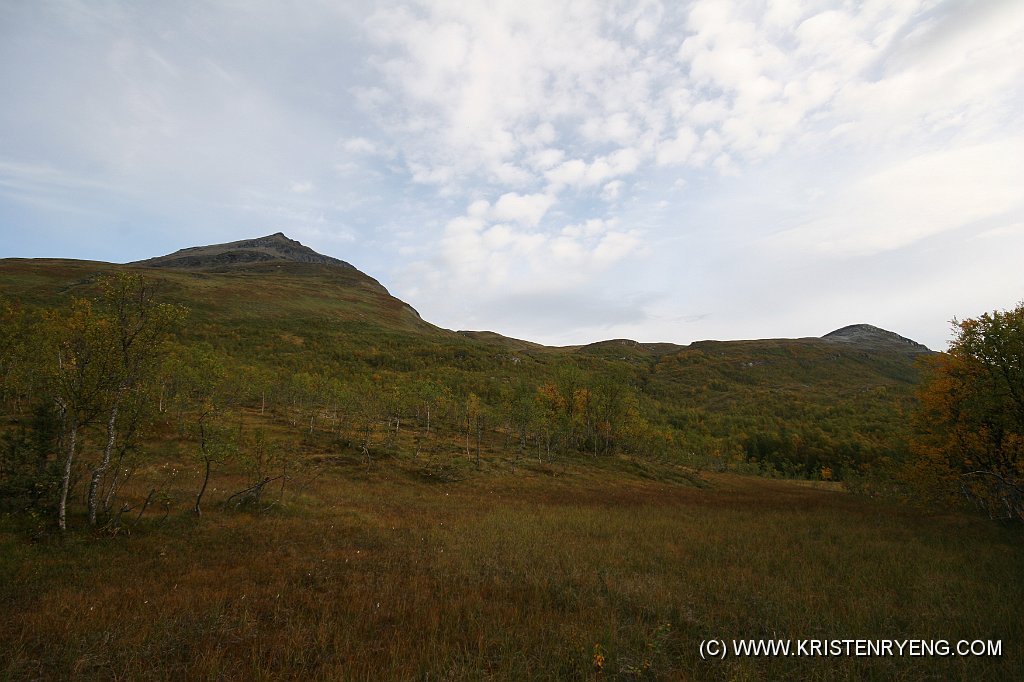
[0, 234, 932, 476]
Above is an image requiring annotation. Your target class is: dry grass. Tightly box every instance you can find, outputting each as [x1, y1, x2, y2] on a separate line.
[1, 461, 1020, 681]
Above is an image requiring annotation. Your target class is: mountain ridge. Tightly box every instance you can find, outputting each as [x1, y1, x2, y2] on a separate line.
[5, 232, 933, 353]
[130, 232, 356, 271]
[0, 238, 933, 478]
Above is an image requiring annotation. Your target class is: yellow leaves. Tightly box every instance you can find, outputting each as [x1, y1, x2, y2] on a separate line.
[909, 305, 1024, 515]
[465, 391, 482, 418]
[572, 386, 592, 416]
[535, 382, 564, 413]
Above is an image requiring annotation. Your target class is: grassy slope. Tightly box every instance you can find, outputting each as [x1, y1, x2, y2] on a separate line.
[0, 257, 924, 473]
[644, 338, 920, 460]
[4, 257, 1018, 680]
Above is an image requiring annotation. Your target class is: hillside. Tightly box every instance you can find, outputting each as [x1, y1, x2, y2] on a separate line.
[0, 234, 931, 477]
[11, 235, 1015, 681]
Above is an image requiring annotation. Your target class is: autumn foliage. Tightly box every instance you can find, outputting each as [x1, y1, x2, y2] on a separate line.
[910, 303, 1024, 520]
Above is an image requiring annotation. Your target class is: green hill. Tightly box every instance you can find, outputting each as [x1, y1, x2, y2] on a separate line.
[0, 233, 930, 478]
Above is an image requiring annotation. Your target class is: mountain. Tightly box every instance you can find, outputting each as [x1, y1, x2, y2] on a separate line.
[0, 234, 932, 476]
[822, 323, 931, 354]
[131, 232, 355, 270]
[125, 232, 430, 332]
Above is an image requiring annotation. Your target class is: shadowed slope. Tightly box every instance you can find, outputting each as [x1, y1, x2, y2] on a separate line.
[131, 232, 355, 271]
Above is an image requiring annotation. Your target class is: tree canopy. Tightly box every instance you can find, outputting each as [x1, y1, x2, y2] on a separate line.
[911, 302, 1024, 521]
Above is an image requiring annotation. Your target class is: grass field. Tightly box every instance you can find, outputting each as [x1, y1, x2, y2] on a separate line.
[2, 456, 1020, 681]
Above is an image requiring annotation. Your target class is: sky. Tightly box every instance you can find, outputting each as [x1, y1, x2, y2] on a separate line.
[1, 1, 1023, 351]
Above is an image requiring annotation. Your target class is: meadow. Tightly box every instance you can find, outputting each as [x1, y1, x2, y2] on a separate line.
[2, 451, 1020, 681]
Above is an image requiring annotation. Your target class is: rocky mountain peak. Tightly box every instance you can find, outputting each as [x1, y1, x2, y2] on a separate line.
[822, 324, 931, 353]
[131, 232, 354, 270]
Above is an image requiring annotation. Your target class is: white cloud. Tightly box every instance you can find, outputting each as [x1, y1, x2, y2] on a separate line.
[601, 180, 624, 201]
[362, 0, 669, 192]
[527, 148, 566, 170]
[340, 137, 378, 155]
[582, 112, 638, 146]
[434, 201, 643, 302]
[656, 127, 699, 166]
[545, 148, 641, 189]
[490, 192, 555, 227]
[774, 137, 1024, 256]
[358, 0, 1022, 211]
[543, 159, 587, 188]
[488, 163, 533, 186]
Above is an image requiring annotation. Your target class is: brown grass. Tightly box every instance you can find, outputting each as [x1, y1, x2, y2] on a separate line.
[1, 460, 1020, 681]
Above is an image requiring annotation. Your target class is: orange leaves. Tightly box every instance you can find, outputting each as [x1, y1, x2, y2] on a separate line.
[534, 382, 564, 414]
[909, 302, 1024, 517]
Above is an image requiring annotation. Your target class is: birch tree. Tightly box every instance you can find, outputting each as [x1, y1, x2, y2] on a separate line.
[85, 274, 185, 525]
[173, 344, 235, 517]
[44, 299, 117, 531]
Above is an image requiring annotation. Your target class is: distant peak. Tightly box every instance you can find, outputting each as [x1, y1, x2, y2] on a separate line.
[130, 233, 354, 271]
[822, 324, 931, 353]
[260, 232, 295, 243]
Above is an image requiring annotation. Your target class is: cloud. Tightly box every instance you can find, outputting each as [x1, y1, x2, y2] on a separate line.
[359, 0, 1024, 255]
[356, 0, 1020, 214]
[340, 137, 379, 155]
[490, 192, 555, 227]
[582, 112, 639, 146]
[362, 1, 679, 194]
[435, 197, 644, 304]
[544, 148, 641, 189]
[656, 127, 699, 166]
[601, 180, 624, 201]
[773, 137, 1024, 256]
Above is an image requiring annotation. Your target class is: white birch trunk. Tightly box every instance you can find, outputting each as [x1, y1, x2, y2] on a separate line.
[88, 401, 120, 525]
[58, 419, 77, 532]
